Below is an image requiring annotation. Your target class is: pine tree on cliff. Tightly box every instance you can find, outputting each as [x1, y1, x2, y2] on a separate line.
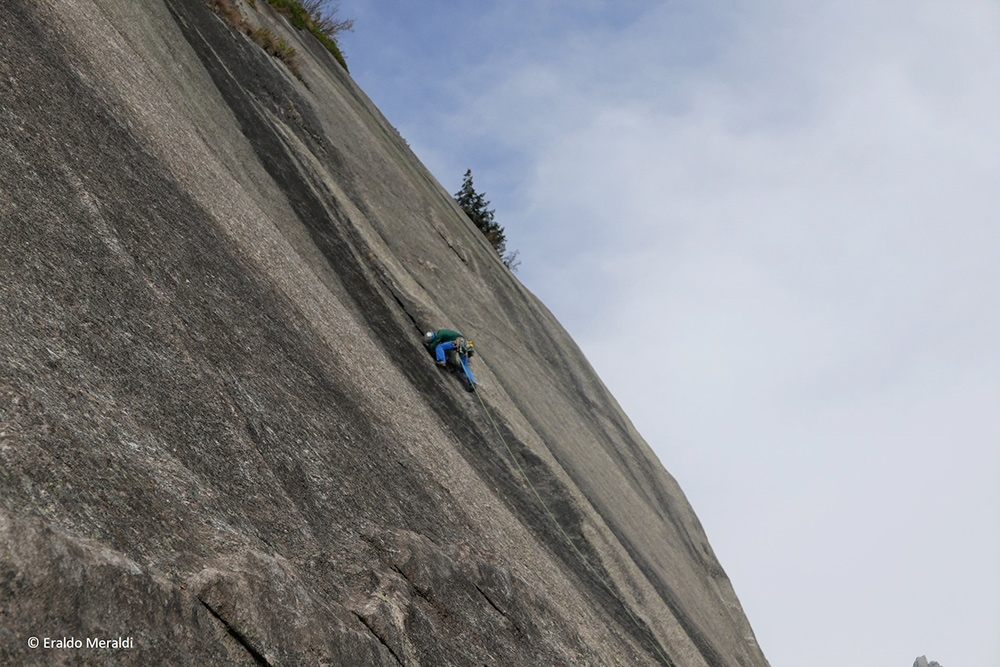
[454, 169, 506, 254]
[454, 169, 513, 265]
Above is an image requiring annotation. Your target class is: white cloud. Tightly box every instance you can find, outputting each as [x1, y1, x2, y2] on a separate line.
[482, 2, 1000, 665]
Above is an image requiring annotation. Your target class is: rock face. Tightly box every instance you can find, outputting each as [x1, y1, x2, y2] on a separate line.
[0, 0, 770, 665]
[914, 657, 943, 667]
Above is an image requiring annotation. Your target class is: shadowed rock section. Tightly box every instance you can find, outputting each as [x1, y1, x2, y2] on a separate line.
[0, 0, 770, 665]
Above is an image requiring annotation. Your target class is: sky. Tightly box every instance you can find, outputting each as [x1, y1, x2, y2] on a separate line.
[336, 2, 1000, 665]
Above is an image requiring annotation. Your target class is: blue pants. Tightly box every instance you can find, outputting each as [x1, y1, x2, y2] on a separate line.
[435, 342, 476, 385]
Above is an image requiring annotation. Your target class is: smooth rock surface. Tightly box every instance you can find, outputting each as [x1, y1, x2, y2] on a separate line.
[0, 0, 770, 665]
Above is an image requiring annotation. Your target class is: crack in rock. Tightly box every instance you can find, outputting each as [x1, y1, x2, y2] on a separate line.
[199, 598, 273, 667]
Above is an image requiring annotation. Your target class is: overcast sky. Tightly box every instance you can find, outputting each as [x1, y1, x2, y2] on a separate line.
[337, 2, 1000, 665]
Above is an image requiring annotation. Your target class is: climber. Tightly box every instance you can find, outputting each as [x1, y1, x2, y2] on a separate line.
[423, 329, 477, 390]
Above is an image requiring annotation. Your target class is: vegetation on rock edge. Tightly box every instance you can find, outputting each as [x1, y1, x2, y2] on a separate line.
[454, 169, 520, 272]
[205, 0, 352, 74]
[265, 0, 353, 71]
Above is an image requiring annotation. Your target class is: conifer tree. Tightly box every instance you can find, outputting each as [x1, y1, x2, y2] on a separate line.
[454, 169, 518, 270]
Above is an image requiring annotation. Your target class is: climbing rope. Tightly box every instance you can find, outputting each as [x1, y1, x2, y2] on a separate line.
[472, 386, 675, 667]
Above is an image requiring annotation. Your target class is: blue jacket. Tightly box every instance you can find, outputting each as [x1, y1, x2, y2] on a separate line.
[430, 332, 476, 386]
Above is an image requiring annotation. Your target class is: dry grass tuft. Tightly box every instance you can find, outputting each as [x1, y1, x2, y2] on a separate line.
[203, 0, 303, 79]
[249, 27, 301, 76]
